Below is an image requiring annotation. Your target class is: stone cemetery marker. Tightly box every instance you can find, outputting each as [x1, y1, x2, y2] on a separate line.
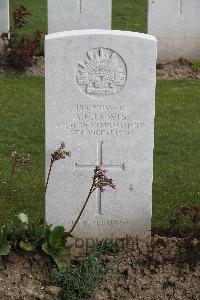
[0, 0, 9, 33]
[148, 0, 200, 62]
[45, 30, 157, 242]
[48, 0, 112, 33]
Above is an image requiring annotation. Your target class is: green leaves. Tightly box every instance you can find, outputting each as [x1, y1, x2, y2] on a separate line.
[0, 243, 11, 256]
[192, 60, 200, 71]
[51, 252, 106, 299]
[42, 226, 70, 270]
[0, 213, 71, 270]
[49, 226, 65, 245]
[19, 240, 35, 251]
[18, 213, 29, 224]
[0, 224, 13, 256]
[16, 213, 47, 252]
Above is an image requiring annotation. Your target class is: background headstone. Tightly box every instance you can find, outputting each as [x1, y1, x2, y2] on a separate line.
[0, 0, 9, 33]
[48, 0, 112, 33]
[148, 0, 200, 62]
[45, 30, 157, 242]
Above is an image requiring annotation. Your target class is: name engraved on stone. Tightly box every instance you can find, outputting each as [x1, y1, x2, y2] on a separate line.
[56, 104, 145, 136]
[76, 48, 127, 97]
[75, 141, 124, 215]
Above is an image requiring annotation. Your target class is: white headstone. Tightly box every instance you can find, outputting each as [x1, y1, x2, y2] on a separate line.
[0, 0, 9, 33]
[148, 0, 200, 62]
[45, 30, 157, 242]
[48, 0, 112, 34]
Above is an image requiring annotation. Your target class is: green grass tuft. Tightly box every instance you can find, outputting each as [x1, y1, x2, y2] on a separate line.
[192, 60, 200, 71]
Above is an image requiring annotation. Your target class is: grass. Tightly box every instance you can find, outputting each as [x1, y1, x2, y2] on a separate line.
[0, 76, 44, 221]
[9, 0, 147, 37]
[154, 80, 200, 227]
[112, 0, 147, 32]
[0, 77, 199, 227]
[10, 0, 47, 36]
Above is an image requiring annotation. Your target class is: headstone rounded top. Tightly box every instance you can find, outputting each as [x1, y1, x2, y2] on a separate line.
[45, 29, 157, 42]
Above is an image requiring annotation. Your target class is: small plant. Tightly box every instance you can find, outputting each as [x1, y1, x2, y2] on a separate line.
[0, 5, 43, 71]
[51, 252, 106, 299]
[0, 224, 13, 256]
[68, 166, 116, 235]
[192, 60, 200, 71]
[45, 142, 71, 195]
[169, 205, 200, 235]
[152, 206, 200, 266]
[175, 206, 200, 265]
[12, 5, 31, 29]
[51, 240, 121, 299]
[0, 151, 32, 229]
[42, 226, 71, 270]
[93, 240, 121, 256]
[0, 143, 117, 274]
[37, 142, 71, 225]
[15, 213, 47, 251]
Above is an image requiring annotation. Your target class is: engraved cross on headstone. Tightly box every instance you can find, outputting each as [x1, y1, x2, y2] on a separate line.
[79, 0, 82, 13]
[75, 141, 125, 215]
[179, 0, 183, 14]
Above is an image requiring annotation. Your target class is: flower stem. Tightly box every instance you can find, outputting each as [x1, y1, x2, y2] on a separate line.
[0, 156, 17, 228]
[45, 158, 54, 195]
[68, 182, 96, 235]
[37, 158, 54, 224]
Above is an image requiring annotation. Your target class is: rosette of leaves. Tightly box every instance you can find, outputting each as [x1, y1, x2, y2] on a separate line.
[0, 224, 13, 256]
[16, 213, 47, 251]
[42, 226, 71, 270]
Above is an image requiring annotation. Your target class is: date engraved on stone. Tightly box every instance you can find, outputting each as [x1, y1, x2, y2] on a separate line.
[76, 48, 127, 97]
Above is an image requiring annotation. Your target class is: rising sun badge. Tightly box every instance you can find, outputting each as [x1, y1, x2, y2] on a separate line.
[76, 48, 127, 97]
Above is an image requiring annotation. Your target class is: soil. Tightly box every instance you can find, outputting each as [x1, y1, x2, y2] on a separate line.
[0, 237, 199, 300]
[0, 57, 200, 80]
[91, 237, 200, 300]
[0, 57, 45, 77]
[156, 58, 200, 80]
[0, 251, 61, 300]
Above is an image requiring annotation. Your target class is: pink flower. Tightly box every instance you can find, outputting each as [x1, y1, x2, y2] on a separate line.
[61, 141, 65, 148]
[93, 166, 116, 192]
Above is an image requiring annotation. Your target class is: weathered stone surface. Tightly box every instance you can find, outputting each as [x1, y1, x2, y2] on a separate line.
[48, 0, 112, 33]
[0, 0, 9, 33]
[0, 0, 9, 50]
[45, 30, 157, 242]
[148, 0, 200, 62]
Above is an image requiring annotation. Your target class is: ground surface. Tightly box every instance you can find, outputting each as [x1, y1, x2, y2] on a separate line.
[1, 57, 200, 80]
[91, 238, 200, 300]
[0, 251, 61, 300]
[0, 238, 199, 300]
